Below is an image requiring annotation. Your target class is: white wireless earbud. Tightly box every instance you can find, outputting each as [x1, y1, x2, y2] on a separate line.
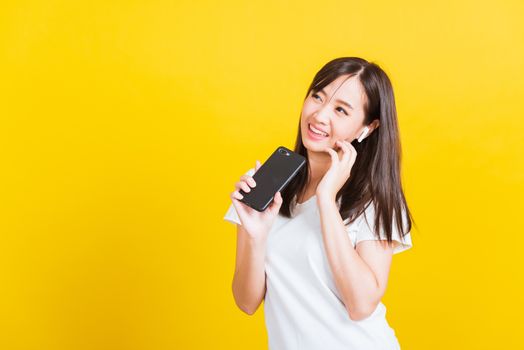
[357, 127, 369, 143]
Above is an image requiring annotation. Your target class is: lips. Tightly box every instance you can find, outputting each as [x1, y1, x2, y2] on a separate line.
[307, 124, 329, 141]
[308, 124, 329, 137]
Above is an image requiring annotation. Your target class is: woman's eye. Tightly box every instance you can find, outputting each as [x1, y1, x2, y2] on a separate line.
[311, 93, 347, 115]
[336, 107, 348, 116]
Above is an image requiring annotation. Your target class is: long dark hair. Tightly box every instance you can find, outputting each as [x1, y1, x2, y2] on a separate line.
[279, 57, 416, 243]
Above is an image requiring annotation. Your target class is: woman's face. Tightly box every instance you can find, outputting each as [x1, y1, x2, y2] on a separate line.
[300, 74, 368, 153]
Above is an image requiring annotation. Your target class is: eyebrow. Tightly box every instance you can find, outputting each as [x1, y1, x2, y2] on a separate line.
[318, 88, 354, 110]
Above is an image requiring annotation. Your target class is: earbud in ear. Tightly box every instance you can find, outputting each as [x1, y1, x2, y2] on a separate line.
[357, 127, 370, 143]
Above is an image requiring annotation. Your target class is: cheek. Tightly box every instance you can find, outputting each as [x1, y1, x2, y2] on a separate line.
[332, 121, 356, 140]
[301, 102, 316, 118]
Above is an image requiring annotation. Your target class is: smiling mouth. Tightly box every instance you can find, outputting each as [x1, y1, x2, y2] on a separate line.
[308, 124, 329, 137]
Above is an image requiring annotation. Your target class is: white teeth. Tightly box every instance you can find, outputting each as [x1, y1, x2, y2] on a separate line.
[309, 124, 328, 137]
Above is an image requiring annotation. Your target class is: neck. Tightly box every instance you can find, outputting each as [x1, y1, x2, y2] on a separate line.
[305, 149, 331, 191]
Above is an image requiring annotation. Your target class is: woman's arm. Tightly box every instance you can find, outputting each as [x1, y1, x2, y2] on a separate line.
[317, 196, 397, 321]
[231, 224, 267, 315]
[229, 161, 283, 315]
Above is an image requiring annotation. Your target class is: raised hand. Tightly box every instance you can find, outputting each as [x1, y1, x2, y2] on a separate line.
[316, 140, 358, 201]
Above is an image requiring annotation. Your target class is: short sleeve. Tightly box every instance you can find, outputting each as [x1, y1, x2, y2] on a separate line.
[347, 202, 413, 255]
[223, 167, 256, 226]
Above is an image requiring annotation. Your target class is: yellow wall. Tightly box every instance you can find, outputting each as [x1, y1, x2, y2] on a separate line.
[1, 1, 523, 349]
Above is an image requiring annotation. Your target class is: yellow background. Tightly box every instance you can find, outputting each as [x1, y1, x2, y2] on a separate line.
[1, 0, 523, 349]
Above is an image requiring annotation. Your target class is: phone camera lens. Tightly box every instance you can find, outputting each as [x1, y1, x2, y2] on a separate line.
[279, 148, 290, 156]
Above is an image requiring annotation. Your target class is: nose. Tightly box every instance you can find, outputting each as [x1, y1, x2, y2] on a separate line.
[312, 103, 331, 126]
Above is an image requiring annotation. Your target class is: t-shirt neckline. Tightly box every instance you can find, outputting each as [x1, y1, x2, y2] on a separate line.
[292, 194, 343, 215]
[292, 194, 317, 216]
[296, 194, 316, 206]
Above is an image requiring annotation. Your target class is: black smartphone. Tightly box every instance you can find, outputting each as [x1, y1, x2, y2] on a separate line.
[239, 146, 306, 212]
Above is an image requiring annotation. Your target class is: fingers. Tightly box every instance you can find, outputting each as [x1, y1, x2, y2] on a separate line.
[235, 175, 256, 194]
[230, 191, 248, 221]
[232, 165, 258, 201]
[230, 189, 251, 211]
[231, 160, 260, 204]
[268, 191, 283, 213]
[325, 147, 338, 163]
[335, 140, 356, 164]
[236, 180, 251, 193]
[231, 190, 243, 200]
[241, 175, 256, 188]
[336, 140, 349, 163]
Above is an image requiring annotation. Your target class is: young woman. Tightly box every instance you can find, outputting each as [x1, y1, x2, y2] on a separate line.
[223, 57, 415, 350]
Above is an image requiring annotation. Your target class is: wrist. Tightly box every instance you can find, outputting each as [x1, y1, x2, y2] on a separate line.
[246, 232, 268, 246]
[316, 192, 336, 205]
[239, 225, 268, 246]
[315, 190, 336, 201]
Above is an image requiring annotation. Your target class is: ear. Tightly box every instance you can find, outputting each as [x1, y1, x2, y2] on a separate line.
[367, 119, 380, 136]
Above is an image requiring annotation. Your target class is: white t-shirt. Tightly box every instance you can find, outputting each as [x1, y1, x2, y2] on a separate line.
[224, 168, 412, 350]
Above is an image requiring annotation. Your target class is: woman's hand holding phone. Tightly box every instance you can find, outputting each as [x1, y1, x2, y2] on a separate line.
[230, 160, 283, 240]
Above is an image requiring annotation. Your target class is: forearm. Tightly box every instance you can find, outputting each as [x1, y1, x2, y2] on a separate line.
[317, 196, 381, 319]
[232, 225, 267, 315]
